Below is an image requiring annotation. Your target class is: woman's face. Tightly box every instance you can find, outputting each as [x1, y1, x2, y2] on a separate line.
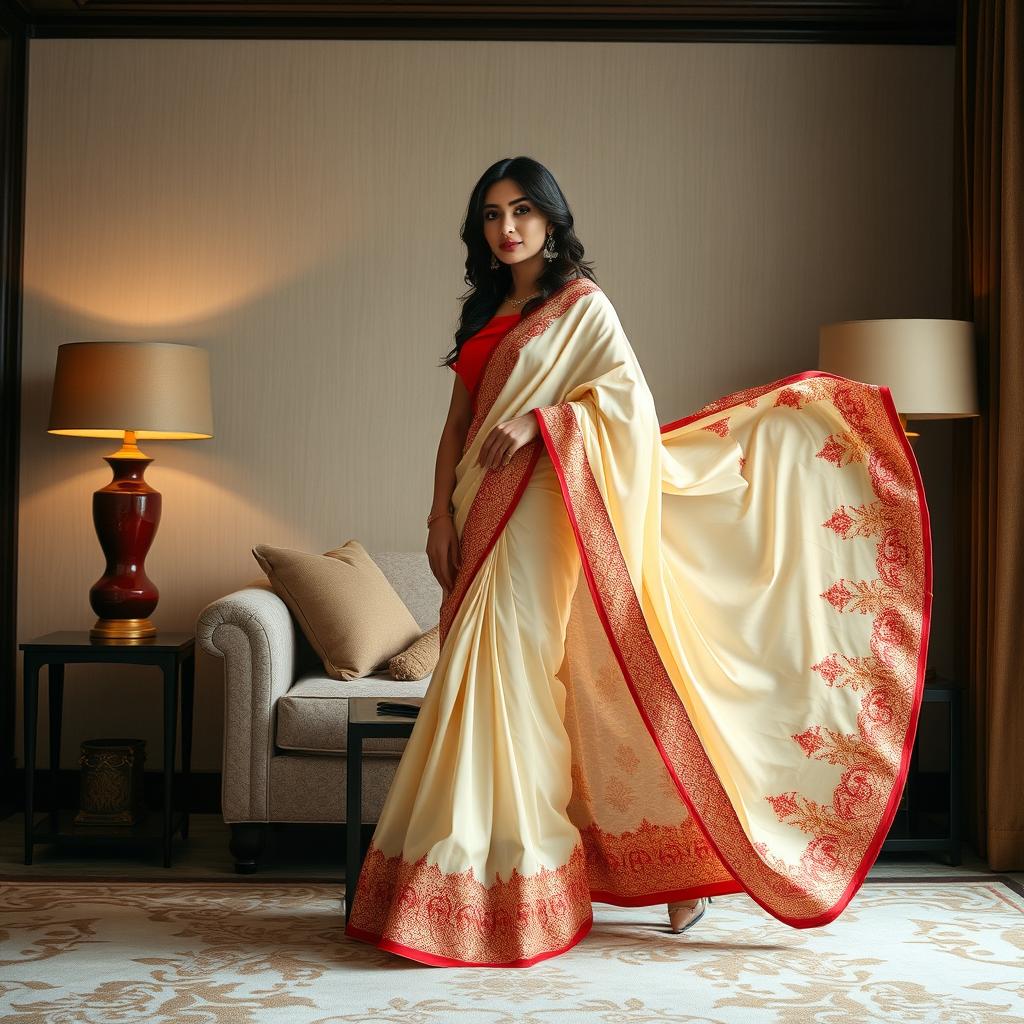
[482, 179, 550, 267]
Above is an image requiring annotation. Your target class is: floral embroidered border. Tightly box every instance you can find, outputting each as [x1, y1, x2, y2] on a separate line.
[345, 840, 594, 967]
[581, 817, 741, 905]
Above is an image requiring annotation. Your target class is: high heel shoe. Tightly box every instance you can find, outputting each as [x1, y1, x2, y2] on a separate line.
[666, 896, 713, 934]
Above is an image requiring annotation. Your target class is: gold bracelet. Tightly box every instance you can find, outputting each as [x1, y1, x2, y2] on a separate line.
[426, 505, 454, 527]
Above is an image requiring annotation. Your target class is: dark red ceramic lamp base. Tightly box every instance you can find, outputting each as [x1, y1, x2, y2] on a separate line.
[89, 435, 161, 640]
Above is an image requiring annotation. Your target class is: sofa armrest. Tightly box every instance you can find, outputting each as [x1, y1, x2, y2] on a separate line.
[196, 585, 297, 822]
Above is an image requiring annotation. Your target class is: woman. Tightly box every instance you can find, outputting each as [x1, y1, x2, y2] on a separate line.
[344, 157, 932, 967]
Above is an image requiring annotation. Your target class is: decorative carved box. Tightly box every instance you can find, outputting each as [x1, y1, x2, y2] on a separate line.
[75, 738, 147, 825]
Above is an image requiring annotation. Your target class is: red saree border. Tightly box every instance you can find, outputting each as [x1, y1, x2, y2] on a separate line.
[344, 839, 595, 967]
[346, 914, 594, 969]
[466, 276, 601, 452]
[439, 276, 602, 647]
[532, 370, 932, 928]
[577, 817, 743, 905]
[810, 371, 933, 918]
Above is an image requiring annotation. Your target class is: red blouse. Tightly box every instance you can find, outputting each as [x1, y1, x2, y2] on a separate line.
[450, 313, 521, 398]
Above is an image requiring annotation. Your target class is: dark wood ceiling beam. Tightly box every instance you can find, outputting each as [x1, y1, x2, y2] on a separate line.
[11, 1, 956, 44]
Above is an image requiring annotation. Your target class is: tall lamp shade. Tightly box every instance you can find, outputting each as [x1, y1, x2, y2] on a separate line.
[818, 319, 978, 439]
[48, 341, 214, 640]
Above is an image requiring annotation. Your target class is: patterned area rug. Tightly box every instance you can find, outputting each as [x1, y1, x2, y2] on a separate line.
[1, 878, 1022, 1023]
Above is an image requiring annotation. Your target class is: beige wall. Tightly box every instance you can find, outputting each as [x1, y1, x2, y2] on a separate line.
[18, 38, 955, 772]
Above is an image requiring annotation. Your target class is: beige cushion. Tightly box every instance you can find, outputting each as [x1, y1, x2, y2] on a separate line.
[251, 538, 422, 680]
[388, 624, 440, 680]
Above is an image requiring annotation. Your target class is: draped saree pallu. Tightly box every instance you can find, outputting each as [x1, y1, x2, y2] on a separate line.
[344, 278, 932, 968]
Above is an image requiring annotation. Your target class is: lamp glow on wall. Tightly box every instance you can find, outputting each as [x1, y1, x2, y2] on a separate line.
[47, 342, 214, 642]
[818, 319, 979, 444]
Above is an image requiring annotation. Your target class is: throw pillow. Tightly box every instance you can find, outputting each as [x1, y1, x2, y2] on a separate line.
[251, 539, 422, 680]
[388, 623, 440, 681]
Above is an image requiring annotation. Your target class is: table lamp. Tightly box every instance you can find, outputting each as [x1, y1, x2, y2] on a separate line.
[47, 341, 214, 641]
[818, 318, 979, 444]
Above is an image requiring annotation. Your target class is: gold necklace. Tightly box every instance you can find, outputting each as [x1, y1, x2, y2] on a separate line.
[505, 290, 541, 309]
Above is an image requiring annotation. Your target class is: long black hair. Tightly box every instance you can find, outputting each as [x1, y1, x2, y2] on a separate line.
[440, 156, 597, 370]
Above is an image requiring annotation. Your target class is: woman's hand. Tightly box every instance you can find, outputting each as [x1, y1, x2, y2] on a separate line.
[426, 516, 461, 594]
[476, 412, 540, 470]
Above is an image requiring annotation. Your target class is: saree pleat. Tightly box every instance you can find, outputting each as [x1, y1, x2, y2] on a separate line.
[345, 278, 932, 966]
[345, 450, 595, 966]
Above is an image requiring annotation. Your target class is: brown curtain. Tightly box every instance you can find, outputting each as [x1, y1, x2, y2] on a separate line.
[953, 0, 1024, 870]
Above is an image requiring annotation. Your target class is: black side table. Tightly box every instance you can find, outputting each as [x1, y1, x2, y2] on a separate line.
[345, 696, 422, 925]
[881, 677, 962, 865]
[20, 630, 195, 868]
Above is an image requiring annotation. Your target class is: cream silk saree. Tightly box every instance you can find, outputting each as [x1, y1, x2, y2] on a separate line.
[345, 277, 932, 968]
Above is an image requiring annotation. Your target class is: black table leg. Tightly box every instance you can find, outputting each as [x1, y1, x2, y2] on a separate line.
[180, 652, 195, 841]
[48, 663, 64, 832]
[345, 730, 362, 925]
[23, 655, 40, 865]
[162, 661, 179, 868]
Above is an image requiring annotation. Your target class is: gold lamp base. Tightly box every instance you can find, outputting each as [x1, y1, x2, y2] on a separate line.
[90, 617, 158, 641]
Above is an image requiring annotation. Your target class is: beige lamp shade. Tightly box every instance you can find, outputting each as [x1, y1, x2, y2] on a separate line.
[48, 341, 214, 439]
[818, 319, 978, 420]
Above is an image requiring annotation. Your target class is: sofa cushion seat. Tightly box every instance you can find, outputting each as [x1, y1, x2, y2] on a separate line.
[275, 670, 431, 755]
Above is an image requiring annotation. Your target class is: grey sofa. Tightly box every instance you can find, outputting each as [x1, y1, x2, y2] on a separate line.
[195, 550, 441, 872]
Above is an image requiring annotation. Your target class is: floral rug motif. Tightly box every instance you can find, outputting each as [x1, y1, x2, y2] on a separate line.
[0, 878, 1022, 1023]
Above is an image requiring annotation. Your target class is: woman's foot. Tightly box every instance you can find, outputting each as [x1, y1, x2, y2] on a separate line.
[666, 896, 711, 934]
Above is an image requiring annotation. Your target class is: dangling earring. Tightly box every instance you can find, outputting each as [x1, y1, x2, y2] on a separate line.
[542, 232, 559, 262]
[490, 253, 500, 269]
